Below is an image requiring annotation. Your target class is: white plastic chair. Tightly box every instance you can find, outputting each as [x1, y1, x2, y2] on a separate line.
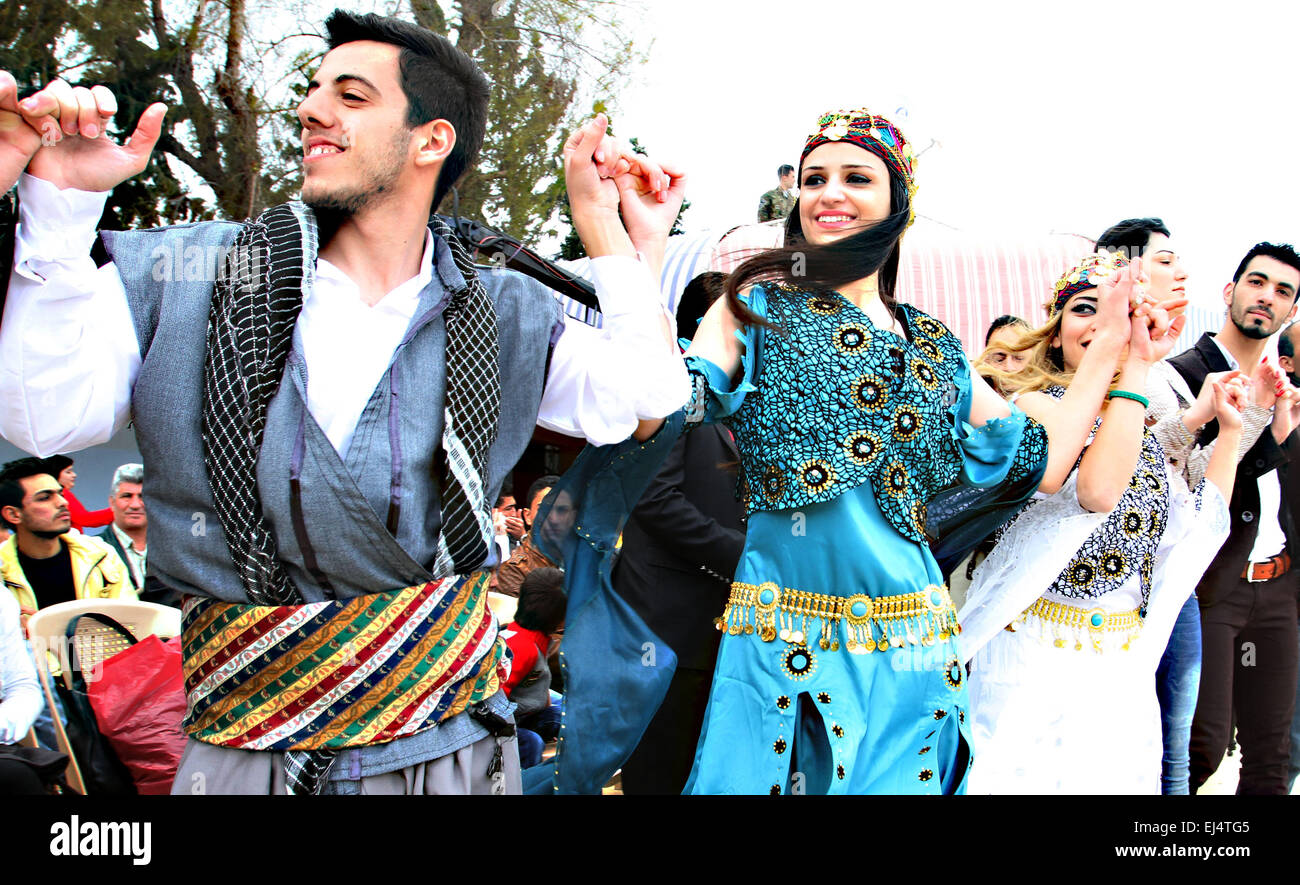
[26, 599, 181, 794]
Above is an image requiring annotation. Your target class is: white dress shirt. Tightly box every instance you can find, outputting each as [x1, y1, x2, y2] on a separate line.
[0, 173, 690, 457]
[110, 523, 147, 590]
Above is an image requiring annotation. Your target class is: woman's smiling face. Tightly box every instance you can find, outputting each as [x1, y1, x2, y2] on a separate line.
[797, 141, 892, 246]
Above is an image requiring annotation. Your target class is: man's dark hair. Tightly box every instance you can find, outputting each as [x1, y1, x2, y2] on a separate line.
[527, 475, 561, 508]
[777, 164, 794, 177]
[677, 271, 726, 343]
[1095, 217, 1170, 260]
[324, 9, 490, 214]
[1232, 242, 1300, 285]
[1280, 324, 1296, 360]
[985, 314, 1026, 346]
[42, 454, 73, 478]
[515, 567, 566, 633]
[494, 473, 514, 506]
[0, 457, 58, 529]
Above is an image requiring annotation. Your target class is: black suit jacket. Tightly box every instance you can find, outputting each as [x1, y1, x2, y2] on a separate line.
[612, 425, 746, 671]
[1168, 333, 1299, 608]
[93, 525, 175, 606]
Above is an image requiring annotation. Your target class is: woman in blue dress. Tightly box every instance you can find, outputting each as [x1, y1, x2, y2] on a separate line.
[657, 108, 1158, 794]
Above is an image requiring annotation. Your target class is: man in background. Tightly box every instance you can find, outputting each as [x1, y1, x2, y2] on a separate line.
[1170, 243, 1300, 794]
[756, 164, 796, 223]
[0, 458, 132, 628]
[96, 462, 173, 606]
[492, 475, 561, 598]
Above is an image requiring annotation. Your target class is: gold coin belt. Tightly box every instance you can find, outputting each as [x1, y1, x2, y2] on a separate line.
[717, 581, 960, 654]
[1008, 596, 1143, 653]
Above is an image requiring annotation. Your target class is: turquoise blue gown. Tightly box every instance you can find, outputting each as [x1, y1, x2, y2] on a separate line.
[522, 281, 1046, 795]
[678, 283, 1047, 795]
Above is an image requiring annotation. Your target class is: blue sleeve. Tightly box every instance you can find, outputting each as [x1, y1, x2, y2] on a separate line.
[681, 285, 765, 426]
[949, 353, 1038, 489]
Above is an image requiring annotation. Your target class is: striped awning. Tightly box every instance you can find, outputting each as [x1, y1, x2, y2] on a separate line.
[666, 220, 1220, 357]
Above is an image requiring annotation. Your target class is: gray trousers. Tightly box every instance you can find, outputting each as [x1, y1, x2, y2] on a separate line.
[171, 733, 522, 795]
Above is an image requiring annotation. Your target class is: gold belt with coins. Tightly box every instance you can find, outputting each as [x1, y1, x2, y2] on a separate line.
[717, 581, 960, 654]
[1006, 596, 1142, 653]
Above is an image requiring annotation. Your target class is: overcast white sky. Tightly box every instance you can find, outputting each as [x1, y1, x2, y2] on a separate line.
[609, 0, 1300, 312]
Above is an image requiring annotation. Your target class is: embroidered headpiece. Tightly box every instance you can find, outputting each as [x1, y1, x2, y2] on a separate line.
[1048, 251, 1129, 317]
[801, 107, 918, 223]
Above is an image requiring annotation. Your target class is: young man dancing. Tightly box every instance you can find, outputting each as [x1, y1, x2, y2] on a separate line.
[0, 10, 688, 795]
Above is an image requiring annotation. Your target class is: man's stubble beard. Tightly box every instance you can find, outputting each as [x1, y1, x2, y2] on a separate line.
[31, 526, 70, 540]
[1229, 291, 1285, 341]
[302, 128, 411, 226]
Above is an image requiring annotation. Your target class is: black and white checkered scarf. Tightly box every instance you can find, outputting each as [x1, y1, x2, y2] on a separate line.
[200, 203, 500, 794]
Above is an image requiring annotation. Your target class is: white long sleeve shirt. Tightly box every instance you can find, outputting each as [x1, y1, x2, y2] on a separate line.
[0, 173, 690, 457]
[0, 590, 41, 744]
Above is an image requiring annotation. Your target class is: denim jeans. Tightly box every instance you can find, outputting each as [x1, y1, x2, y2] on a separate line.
[1156, 595, 1202, 794]
[516, 694, 564, 770]
[517, 728, 544, 769]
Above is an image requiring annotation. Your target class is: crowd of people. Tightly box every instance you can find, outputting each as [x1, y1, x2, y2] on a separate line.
[0, 8, 1297, 797]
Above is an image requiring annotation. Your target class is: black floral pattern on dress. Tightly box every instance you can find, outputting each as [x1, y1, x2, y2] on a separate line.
[1004, 386, 1168, 614]
[726, 286, 974, 542]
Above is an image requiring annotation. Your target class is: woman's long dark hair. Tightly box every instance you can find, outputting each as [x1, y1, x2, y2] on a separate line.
[723, 154, 910, 329]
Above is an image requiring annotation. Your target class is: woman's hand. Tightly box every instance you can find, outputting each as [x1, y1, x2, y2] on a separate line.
[1271, 380, 1300, 443]
[1182, 369, 1244, 433]
[1127, 296, 1187, 365]
[1250, 358, 1287, 410]
[1212, 376, 1248, 434]
[1090, 260, 1141, 353]
[563, 113, 678, 267]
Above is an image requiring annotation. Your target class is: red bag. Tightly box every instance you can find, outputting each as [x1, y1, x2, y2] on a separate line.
[86, 634, 188, 794]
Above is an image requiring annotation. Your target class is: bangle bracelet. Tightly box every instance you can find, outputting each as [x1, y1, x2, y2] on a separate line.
[1107, 389, 1150, 408]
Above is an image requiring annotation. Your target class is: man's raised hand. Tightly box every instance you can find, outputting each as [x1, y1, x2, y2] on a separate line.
[0, 72, 45, 192]
[16, 78, 166, 192]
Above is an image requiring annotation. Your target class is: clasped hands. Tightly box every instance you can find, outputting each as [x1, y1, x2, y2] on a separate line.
[0, 71, 167, 194]
[1093, 259, 1188, 365]
[561, 113, 685, 268]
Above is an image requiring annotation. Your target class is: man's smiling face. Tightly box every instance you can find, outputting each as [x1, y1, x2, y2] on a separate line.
[297, 40, 415, 215]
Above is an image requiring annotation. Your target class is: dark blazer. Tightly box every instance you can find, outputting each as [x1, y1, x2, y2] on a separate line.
[1168, 333, 1300, 608]
[93, 525, 176, 606]
[612, 425, 746, 671]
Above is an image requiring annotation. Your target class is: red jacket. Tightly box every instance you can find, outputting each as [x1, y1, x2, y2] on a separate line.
[66, 489, 112, 532]
[502, 622, 550, 698]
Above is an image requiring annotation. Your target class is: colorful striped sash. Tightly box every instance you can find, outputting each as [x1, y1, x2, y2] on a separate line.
[182, 572, 504, 751]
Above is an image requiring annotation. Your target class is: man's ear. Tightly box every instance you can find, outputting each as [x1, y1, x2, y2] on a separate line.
[0, 506, 19, 529]
[414, 119, 456, 169]
[1223, 281, 1235, 308]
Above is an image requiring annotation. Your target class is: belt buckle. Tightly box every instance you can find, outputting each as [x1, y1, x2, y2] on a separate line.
[1246, 561, 1267, 583]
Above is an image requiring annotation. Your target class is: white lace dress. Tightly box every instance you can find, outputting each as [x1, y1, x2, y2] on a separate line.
[957, 403, 1231, 794]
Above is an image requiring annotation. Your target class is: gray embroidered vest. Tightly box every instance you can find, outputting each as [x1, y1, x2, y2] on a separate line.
[730, 284, 967, 542]
[100, 221, 563, 774]
[100, 222, 561, 605]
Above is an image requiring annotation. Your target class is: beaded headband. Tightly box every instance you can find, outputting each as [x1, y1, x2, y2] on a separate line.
[1048, 251, 1129, 317]
[801, 107, 918, 225]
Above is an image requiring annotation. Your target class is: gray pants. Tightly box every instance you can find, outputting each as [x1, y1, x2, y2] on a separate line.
[171, 733, 522, 795]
